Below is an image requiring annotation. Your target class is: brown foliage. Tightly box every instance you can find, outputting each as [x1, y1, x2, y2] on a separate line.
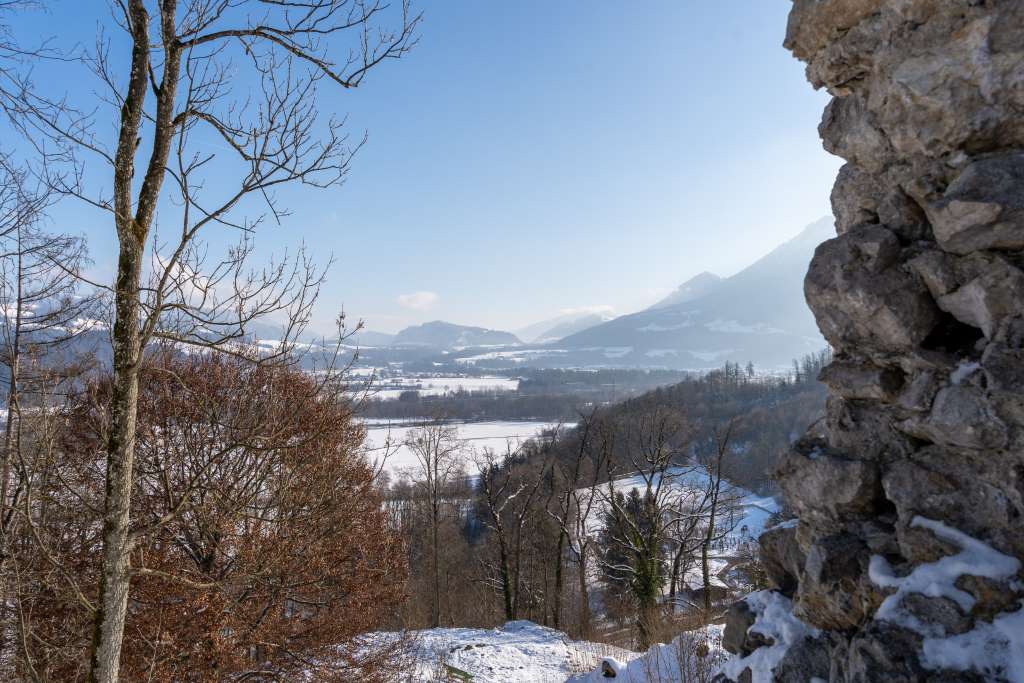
[15, 352, 407, 681]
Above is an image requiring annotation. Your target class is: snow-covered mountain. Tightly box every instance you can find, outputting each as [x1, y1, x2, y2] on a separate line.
[647, 271, 723, 310]
[392, 320, 521, 350]
[517, 309, 615, 344]
[553, 217, 834, 369]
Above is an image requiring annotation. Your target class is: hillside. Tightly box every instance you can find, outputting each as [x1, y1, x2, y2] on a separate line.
[392, 321, 522, 350]
[554, 217, 833, 369]
[647, 270, 723, 310]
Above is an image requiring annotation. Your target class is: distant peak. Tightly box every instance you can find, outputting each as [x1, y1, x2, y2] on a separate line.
[648, 271, 724, 310]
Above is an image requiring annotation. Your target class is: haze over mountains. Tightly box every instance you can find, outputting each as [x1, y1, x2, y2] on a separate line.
[548, 216, 831, 368]
[516, 309, 616, 344]
[332, 217, 832, 368]
[391, 320, 521, 349]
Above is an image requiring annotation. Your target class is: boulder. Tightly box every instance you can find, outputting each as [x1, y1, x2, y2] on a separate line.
[926, 154, 1024, 255]
[805, 229, 941, 352]
[777, 446, 883, 525]
[758, 523, 805, 597]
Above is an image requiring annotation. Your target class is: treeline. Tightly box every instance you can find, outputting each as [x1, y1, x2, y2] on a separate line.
[385, 351, 829, 648]
[357, 388, 584, 421]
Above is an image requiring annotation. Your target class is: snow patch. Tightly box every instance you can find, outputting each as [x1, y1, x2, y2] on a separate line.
[869, 516, 1020, 636]
[572, 625, 725, 683]
[718, 591, 819, 683]
[950, 361, 981, 385]
[869, 516, 1024, 680]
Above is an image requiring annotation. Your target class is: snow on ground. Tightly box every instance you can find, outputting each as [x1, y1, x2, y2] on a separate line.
[386, 621, 640, 682]
[571, 624, 726, 683]
[368, 620, 729, 683]
[362, 419, 561, 476]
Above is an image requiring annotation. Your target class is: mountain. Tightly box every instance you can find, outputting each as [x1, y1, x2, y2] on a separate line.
[648, 271, 723, 310]
[392, 321, 521, 350]
[554, 217, 834, 369]
[517, 309, 615, 344]
[347, 330, 396, 347]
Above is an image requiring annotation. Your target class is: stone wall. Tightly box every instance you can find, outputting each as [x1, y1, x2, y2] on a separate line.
[721, 2, 1024, 681]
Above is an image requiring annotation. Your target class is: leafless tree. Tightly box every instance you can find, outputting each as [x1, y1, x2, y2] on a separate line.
[406, 420, 464, 628]
[697, 420, 745, 612]
[545, 410, 612, 638]
[600, 406, 692, 649]
[474, 444, 549, 622]
[2, 2, 420, 680]
[0, 157, 98, 671]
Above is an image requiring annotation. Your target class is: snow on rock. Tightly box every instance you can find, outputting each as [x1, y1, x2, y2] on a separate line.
[570, 625, 725, 683]
[718, 591, 819, 683]
[921, 603, 1024, 681]
[869, 516, 1024, 680]
[950, 361, 982, 385]
[869, 516, 1020, 636]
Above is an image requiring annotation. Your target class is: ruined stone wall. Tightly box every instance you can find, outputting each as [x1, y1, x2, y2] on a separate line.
[721, 2, 1024, 681]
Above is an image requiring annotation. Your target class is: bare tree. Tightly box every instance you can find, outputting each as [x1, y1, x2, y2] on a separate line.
[599, 406, 692, 649]
[406, 420, 464, 628]
[697, 421, 744, 613]
[474, 444, 548, 622]
[2, 3, 420, 680]
[545, 410, 611, 638]
[0, 158, 98, 671]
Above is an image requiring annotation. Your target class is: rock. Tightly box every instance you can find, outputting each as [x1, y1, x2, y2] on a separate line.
[721, 600, 771, 657]
[758, 523, 805, 597]
[771, 634, 832, 682]
[899, 593, 972, 636]
[926, 154, 1024, 254]
[907, 250, 959, 299]
[983, 344, 1024, 394]
[777, 446, 883, 525]
[796, 531, 881, 631]
[819, 359, 905, 402]
[898, 386, 1008, 450]
[882, 449, 1021, 561]
[762, 1, 1024, 678]
[936, 261, 1024, 339]
[845, 622, 927, 683]
[897, 370, 940, 412]
[805, 229, 941, 352]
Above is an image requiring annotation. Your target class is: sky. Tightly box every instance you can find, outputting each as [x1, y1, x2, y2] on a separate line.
[7, 1, 840, 335]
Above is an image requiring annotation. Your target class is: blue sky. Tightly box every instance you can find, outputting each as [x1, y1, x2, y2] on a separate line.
[9, 1, 839, 335]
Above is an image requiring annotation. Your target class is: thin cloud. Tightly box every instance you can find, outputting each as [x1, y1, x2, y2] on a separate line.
[397, 291, 439, 310]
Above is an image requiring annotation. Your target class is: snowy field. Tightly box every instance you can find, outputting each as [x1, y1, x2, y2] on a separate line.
[362, 419, 561, 477]
[356, 375, 519, 400]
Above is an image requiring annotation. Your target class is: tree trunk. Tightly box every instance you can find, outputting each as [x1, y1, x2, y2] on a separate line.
[669, 542, 685, 608]
[577, 547, 590, 639]
[497, 529, 513, 621]
[552, 524, 566, 630]
[90, 240, 145, 683]
[431, 501, 440, 628]
[702, 486, 720, 613]
[637, 597, 657, 651]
